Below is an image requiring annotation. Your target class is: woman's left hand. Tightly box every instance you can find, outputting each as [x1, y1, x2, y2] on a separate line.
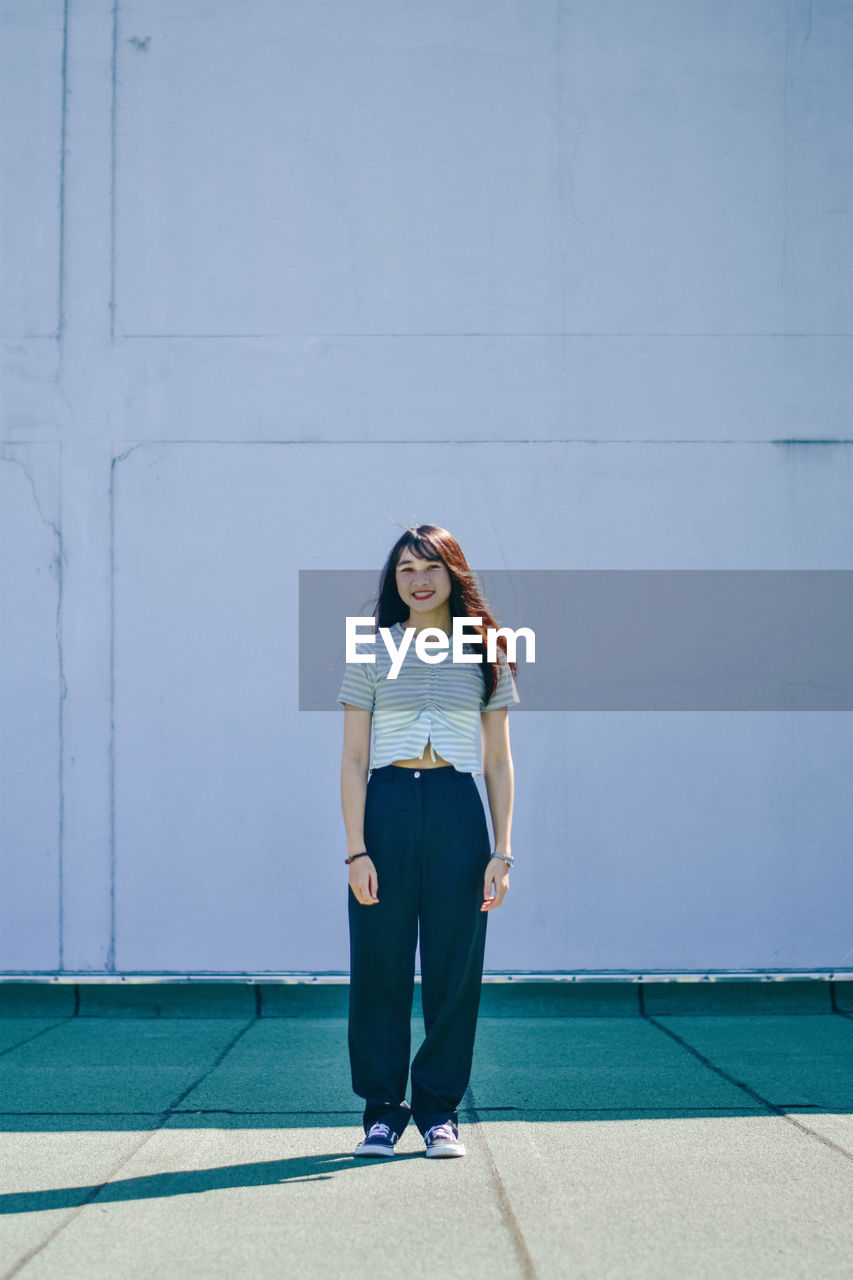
[481, 857, 510, 911]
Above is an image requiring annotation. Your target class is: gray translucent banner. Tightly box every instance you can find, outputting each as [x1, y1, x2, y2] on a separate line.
[299, 570, 853, 711]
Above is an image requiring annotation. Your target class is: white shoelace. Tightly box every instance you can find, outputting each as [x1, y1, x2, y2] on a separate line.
[367, 1122, 396, 1142]
[425, 1122, 456, 1143]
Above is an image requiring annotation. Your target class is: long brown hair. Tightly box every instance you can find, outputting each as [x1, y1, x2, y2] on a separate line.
[374, 524, 517, 707]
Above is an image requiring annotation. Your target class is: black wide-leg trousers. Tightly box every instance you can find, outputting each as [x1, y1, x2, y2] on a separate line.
[347, 763, 492, 1138]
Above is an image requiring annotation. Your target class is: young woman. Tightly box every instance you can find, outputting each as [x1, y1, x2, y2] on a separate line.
[337, 524, 519, 1160]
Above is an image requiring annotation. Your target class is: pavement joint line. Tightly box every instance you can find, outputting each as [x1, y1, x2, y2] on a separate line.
[638, 1001, 853, 1166]
[464, 1084, 538, 1280]
[0, 1019, 74, 1059]
[1, 1016, 259, 1280]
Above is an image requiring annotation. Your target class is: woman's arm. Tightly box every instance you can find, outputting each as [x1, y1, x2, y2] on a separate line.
[340, 705, 379, 905]
[480, 707, 514, 911]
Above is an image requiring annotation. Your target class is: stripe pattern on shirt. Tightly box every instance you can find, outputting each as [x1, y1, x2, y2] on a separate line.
[337, 621, 520, 776]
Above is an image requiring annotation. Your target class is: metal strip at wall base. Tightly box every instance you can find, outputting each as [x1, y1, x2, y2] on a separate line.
[0, 970, 852, 984]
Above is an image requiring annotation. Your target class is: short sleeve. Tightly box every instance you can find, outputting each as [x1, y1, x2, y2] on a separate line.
[337, 660, 375, 712]
[481, 654, 520, 712]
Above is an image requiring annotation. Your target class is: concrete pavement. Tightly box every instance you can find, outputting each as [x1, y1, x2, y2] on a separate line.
[1, 985, 852, 1278]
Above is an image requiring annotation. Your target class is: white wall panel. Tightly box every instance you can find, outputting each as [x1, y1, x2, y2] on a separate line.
[112, 442, 853, 972]
[116, 0, 561, 336]
[0, 0, 64, 336]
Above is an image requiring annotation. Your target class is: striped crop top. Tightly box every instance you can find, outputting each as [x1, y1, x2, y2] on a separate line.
[337, 621, 520, 776]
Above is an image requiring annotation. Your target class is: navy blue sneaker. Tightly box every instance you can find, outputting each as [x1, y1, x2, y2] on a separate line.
[354, 1121, 399, 1158]
[423, 1121, 466, 1158]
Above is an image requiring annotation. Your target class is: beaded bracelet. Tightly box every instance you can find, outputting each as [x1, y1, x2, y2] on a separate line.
[345, 851, 369, 865]
[491, 851, 514, 866]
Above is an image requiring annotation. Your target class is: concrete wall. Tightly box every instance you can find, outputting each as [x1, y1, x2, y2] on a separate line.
[1, 0, 852, 976]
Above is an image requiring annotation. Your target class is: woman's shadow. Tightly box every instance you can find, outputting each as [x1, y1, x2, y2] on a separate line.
[0, 1150, 423, 1216]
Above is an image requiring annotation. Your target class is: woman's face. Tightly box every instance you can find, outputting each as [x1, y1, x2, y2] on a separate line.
[395, 548, 452, 617]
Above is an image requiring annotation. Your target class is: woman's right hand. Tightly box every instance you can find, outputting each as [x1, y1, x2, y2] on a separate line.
[349, 855, 379, 905]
